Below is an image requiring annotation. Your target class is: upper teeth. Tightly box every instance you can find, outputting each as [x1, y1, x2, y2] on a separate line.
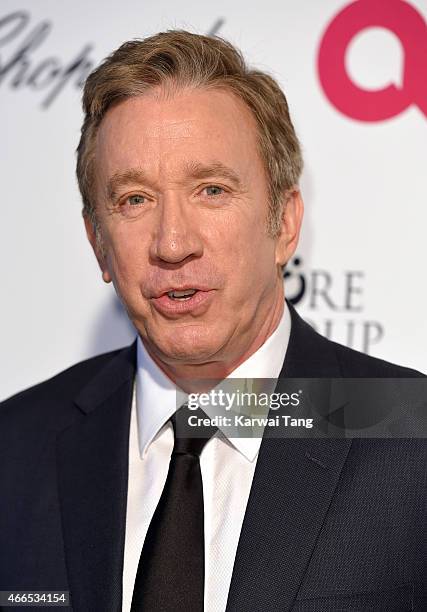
[168, 289, 197, 298]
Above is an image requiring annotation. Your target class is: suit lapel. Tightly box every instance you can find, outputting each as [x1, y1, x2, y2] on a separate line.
[226, 304, 353, 612]
[55, 305, 352, 611]
[56, 342, 137, 612]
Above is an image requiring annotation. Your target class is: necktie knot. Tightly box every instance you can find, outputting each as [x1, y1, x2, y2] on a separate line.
[171, 404, 217, 456]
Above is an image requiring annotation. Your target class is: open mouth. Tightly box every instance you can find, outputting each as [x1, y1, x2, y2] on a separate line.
[167, 289, 198, 301]
[151, 287, 214, 316]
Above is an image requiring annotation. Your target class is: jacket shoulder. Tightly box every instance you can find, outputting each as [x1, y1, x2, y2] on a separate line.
[0, 347, 128, 429]
[287, 303, 425, 378]
[329, 338, 425, 378]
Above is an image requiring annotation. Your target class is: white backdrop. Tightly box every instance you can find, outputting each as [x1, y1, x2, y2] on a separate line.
[1, 0, 426, 401]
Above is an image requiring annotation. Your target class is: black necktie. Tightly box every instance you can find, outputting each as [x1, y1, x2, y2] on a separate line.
[131, 404, 217, 612]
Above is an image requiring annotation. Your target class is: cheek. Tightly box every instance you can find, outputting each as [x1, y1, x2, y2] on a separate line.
[105, 229, 147, 289]
[228, 214, 274, 264]
[215, 220, 276, 297]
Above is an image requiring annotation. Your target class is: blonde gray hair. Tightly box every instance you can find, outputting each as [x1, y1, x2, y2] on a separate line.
[76, 30, 303, 237]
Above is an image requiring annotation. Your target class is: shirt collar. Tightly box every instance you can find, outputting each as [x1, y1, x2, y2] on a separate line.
[136, 299, 291, 462]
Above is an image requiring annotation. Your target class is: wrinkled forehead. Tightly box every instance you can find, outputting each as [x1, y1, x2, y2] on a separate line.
[93, 86, 266, 186]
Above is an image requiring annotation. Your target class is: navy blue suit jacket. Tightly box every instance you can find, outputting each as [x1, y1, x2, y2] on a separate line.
[1, 303, 426, 611]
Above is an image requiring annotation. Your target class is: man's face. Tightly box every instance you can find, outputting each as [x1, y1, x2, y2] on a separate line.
[87, 86, 301, 370]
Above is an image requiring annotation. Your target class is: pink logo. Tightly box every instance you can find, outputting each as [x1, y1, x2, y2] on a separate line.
[317, 0, 427, 121]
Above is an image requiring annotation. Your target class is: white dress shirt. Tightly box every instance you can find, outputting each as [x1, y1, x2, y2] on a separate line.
[122, 300, 291, 612]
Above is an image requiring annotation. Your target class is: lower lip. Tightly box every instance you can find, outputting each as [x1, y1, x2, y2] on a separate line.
[151, 290, 215, 317]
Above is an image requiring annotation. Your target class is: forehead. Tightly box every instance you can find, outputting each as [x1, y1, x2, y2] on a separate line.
[94, 86, 265, 183]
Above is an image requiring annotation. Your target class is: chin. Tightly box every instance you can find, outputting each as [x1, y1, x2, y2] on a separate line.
[150, 324, 226, 365]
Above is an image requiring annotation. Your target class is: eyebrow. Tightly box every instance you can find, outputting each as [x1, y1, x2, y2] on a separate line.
[107, 169, 150, 201]
[184, 161, 243, 189]
[106, 161, 243, 201]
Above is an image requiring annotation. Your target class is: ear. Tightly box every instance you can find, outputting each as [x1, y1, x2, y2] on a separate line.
[274, 188, 304, 268]
[83, 214, 112, 283]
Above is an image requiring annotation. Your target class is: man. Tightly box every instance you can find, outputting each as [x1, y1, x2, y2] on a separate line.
[0, 31, 425, 612]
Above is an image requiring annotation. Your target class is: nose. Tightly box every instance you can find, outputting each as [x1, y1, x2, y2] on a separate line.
[150, 192, 204, 264]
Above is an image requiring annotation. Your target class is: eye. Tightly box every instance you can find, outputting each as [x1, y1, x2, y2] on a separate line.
[127, 194, 146, 206]
[204, 185, 224, 197]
